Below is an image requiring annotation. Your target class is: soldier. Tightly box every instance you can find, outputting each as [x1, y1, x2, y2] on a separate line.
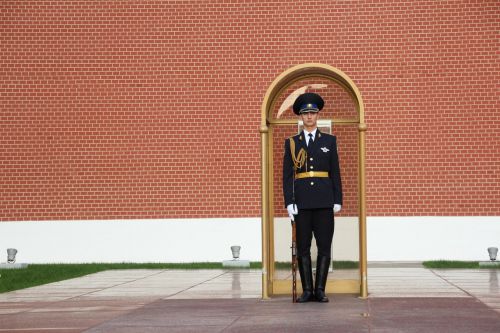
[283, 92, 342, 303]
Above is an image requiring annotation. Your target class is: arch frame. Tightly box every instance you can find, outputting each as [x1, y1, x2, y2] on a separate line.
[260, 63, 367, 298]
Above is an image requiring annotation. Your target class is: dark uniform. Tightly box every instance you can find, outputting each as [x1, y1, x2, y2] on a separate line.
[283, 131, 342, 212]
[282, 92, 343, 303]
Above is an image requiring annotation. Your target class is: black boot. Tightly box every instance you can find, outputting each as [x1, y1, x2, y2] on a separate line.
[315, 256, 330, 302]
[296, 255, 315, 303]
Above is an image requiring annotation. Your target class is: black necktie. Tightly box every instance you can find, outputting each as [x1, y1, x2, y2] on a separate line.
[308, 133, 313, 147]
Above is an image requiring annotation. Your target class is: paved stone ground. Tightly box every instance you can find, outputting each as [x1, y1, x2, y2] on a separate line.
[0, 267, 499, 332]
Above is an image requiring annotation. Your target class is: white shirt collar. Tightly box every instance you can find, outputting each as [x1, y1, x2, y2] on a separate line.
[303, 128, 317, 145]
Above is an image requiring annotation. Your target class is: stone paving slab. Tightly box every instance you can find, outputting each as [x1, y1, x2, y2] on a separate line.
[367, 267, 468, 298]
[368, 297, 500, 333]
[0, 268, 500, 331]
[432, 269, 500, 313]
[85, 297, 369, 333]
[1, 296, 499, 333]
[0, 308, 127, 332]
[84, 297, 500, 333]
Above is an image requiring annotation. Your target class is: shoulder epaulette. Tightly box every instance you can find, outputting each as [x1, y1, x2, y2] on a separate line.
[287, 133, 302, 140]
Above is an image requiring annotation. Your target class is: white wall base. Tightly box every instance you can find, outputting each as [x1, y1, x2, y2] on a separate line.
[0, 218, 261, 264]
[367, 216, 500, 261]
[0, 216, 498, 263]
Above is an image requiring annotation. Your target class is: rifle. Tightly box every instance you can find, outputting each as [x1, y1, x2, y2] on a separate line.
[288, 137, 306, 303]
[291, 218, 297, 303]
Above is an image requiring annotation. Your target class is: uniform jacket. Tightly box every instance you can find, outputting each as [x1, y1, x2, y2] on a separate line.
[283, 130, 343, 209]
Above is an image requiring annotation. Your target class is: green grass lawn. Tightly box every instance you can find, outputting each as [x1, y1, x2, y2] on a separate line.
[423, 260, 482, 269]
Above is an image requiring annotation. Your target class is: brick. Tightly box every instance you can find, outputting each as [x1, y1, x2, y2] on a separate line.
[0, 0, 499, 220]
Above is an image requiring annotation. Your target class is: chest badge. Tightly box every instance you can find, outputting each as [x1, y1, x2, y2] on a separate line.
[320, 147, 330, 153]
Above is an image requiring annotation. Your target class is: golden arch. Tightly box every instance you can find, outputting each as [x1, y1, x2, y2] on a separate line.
[259, 63, 367, 299]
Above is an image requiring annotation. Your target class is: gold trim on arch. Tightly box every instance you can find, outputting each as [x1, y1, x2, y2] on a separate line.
[260, 63, 367, 299]
[265, 73, 361, 125]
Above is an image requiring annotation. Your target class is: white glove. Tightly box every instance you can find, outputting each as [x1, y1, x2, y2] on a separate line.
[333, 204, 342, 214]
[287, 204, 298, 221]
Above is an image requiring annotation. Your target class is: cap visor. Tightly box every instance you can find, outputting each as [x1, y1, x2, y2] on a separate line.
[299, 109, 319, 114]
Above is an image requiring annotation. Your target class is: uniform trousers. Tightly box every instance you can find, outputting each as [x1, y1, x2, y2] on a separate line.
[295, 208, 334, 258]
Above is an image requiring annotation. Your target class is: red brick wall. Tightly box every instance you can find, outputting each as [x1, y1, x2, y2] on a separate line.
[1, 0, 499, 220]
